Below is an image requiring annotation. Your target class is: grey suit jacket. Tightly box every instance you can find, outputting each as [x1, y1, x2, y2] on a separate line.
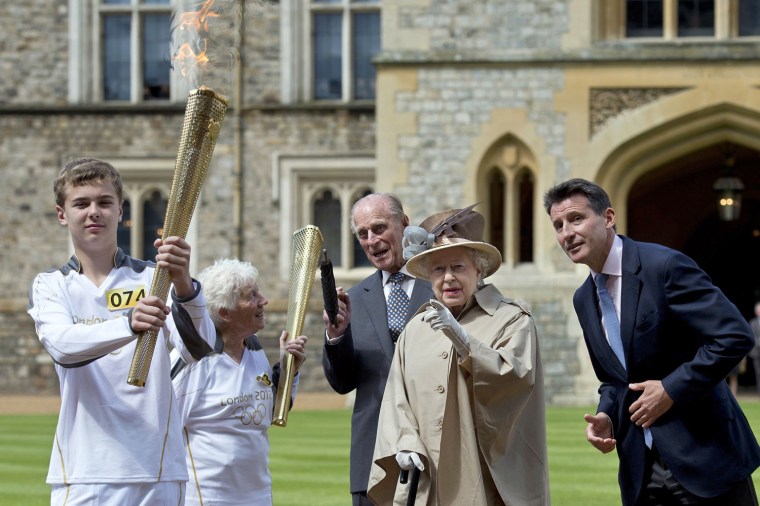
[322, 270, 434, 493]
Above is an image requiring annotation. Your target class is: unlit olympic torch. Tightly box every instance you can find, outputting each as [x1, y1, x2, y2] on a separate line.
[272, 225, 324, 427]
[127, 87, 228, 387]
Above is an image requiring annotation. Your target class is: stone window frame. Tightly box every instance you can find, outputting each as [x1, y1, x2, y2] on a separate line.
[272, 153, 375, 280]
[597, 0, 758, 40]
[99, 158, 200, 272]
[68, 0, 189, 104]
[280, 0, 381, 104]
[476, 139, 537, 270]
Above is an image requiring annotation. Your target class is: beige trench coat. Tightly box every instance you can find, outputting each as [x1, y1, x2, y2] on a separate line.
[367, 284, 550, 506]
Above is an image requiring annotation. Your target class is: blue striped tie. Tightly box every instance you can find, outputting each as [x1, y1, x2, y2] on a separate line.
[595, 273, 625, 369]
[596, 273, 652, 447]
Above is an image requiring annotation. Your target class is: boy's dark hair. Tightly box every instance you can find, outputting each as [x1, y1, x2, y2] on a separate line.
[542, 178, 612, 215]
[54, 157, 124, 207]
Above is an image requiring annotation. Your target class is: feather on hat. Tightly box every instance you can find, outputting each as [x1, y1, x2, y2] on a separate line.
[403, 204, 502, 279]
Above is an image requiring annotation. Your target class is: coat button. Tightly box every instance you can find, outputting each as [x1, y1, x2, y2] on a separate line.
[436, 385, 445, 393]
[442, 351, 449, 359]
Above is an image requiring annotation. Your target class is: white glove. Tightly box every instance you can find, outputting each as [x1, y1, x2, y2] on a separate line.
[422, 300, 470, 357]
[396, 450, 425, 471]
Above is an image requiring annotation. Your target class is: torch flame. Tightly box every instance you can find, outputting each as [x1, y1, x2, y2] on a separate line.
[173, 43, 209, 77]
[172, 0, 219, 79]
[178, 0, 219, 35]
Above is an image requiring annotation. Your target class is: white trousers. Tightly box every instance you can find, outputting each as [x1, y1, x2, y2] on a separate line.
[50, 481, 185, 506]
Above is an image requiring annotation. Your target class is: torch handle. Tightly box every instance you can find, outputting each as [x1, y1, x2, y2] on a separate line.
[127, 265, 172, 386]
[127, 330, 159, 387]
[272, 353, 296, 427]
[272, 301, 309, 427]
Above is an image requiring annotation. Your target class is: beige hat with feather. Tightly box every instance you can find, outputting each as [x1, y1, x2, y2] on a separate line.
[403, 204, 502, 280]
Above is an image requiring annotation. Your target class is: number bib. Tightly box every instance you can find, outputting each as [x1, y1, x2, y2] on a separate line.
[106, 286, 147, 311]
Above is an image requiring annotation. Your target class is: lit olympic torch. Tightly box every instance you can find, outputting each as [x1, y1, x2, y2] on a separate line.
[127, 0, 228, 386]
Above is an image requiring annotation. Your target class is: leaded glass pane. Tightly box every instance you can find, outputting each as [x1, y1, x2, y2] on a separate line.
[488, 169, 505, 259]
[314, 13, 343, 100]
[352, 190, 372, 268]
[677, 0, 714, 37]
[626, 0, 664, 37]
[142, 13, 171, 100]
[517, 170, 534, 263]
[314, 190, 343, 266]
[103, 15, 131, 101]
[117, 199, 132, 255]
[353, 12, 380, 100]
[739, 0, 760, 36]
[142, 191, 167, 261]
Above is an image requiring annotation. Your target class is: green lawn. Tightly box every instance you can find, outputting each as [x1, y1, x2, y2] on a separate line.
[1, 402, 759, 505]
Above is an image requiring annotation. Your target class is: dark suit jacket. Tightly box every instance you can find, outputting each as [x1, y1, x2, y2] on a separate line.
[574, 236, 760, 505]
[322, 270, 434, 494]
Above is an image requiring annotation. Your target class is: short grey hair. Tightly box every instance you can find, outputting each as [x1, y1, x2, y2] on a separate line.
[471, 250, 491, 285]
[350, 192, 405, 235]
[198, 258, 259, 328]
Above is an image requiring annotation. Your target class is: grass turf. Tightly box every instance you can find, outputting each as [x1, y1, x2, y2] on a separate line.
[1, 402, 758, 505]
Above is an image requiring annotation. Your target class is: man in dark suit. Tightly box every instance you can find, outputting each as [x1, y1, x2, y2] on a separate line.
[322, 193, 435, 505]
[544, 178, 760, 506]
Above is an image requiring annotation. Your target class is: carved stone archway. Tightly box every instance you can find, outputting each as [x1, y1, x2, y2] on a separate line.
[597, 103, 760, 388]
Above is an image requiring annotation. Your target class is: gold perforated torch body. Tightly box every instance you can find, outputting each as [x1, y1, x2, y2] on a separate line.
[272, 225, 324, 427]
[127, 88, 228, 387]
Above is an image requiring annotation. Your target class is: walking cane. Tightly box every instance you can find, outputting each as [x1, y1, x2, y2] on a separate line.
[399, 467, 421, 506]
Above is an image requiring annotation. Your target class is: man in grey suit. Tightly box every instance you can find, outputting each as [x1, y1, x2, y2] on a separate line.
[322, 193, 435, 505]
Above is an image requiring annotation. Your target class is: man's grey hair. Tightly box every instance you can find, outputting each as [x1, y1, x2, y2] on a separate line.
[350, 192, 405, 235]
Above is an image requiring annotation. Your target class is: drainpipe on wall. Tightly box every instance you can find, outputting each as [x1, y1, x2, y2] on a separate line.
[231, 0, 245, 259]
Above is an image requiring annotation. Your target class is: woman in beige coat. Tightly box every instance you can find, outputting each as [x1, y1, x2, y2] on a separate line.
[367, 206, 550, 506]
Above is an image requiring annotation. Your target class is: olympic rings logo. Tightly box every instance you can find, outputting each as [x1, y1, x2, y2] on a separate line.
[233, 403, 268, 425]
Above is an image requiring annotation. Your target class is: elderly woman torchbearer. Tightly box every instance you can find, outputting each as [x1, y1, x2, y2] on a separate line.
[172, 259, 308, 506]
[367, 207, 550, 506]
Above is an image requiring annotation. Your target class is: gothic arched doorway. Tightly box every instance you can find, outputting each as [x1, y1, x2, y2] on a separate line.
[627, 143, 760, 387]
